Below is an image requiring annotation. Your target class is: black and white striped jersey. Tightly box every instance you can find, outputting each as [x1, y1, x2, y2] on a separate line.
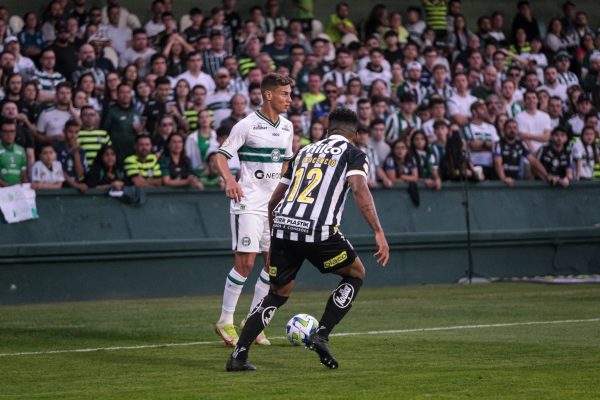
[272, 134, 368, 243]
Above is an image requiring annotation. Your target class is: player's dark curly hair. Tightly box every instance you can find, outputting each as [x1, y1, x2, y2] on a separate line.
[328, 108, 358, 138]
[329, 108, 358, 126]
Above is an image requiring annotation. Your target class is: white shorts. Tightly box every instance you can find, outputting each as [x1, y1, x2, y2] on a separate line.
[230, 213, 271, 253]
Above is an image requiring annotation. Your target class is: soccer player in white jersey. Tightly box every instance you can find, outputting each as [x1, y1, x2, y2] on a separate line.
[214, 73, 295, 347]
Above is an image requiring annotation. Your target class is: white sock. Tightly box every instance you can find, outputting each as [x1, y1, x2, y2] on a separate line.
[218, 268, 246, 325]
[248, 269, 270, 317]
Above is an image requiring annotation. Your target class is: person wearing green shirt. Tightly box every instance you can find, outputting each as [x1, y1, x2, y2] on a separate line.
[103, 83, 143, 163]
[0, 118, 27, 187]
[324, 2, 358, 45]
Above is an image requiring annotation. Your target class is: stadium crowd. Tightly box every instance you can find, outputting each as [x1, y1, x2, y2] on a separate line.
[0, 0, 599, 194]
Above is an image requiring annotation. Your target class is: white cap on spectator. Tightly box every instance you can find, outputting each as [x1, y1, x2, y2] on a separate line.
[407, 61, 422, 71]
[590, 51, 600, 63]
[4, 36, 18, 45]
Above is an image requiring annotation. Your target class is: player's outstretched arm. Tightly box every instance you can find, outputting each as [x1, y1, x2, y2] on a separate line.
[215, 153, 243, 202]
[348, 175, 390, 267]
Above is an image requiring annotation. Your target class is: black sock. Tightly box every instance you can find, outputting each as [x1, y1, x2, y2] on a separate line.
[231, 293, 288, 360]
[317, 276, 363, 339]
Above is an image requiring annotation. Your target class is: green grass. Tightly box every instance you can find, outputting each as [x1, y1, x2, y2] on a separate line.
[1, 284, 599, 399]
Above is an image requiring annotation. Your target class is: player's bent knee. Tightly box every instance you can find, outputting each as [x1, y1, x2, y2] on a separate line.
[339, 259, 366, 281]
[270, 281, 295, 297]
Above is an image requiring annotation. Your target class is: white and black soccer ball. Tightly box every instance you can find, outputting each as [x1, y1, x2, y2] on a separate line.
[286, 313, 319, 346]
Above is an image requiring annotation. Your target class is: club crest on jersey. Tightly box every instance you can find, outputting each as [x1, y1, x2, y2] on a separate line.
[333, 283, 354, 309]
[271, 149, 282, 161]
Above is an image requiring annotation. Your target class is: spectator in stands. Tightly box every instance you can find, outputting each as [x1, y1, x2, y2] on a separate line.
[103, 82, 143, 162]
[145, 0, 166, 38]
[159, 131, 203, 189]
[31, 143, 64, 189]
[206, 68, 234, 128]
[18, 12, 44, 60]
[537, 126, 573, 187]
[324, 2, 357, 46]
[78, 105, 110, 167]
[33, 48, 66, 103]
[49, 20, 79, 80]
[103, 4, 133, 56]
[0, 101, 34, 170]
[202, 31, 228, 77]
[447, 72, 477, 126]
[36, 82, 80, 145]
[472, 65, 498, 100]
[55, 120, 87, 191]
[119, 28, 156, 76]
[355, 126, 391, 189]
[142, 76, 171, 135]
[423, 97, 449, 143]
[101, 0, 140, 30]
[396, 61, 427, 106]
[151, 114, 177, 157]
[511, 1, 540, 42]
[0, 117, 27, 186]
[84, 144, 125, 189]
[516, 90, 552, 153]
[386, 92, 421, 143]
[368, 118, 390, 164]
[493, 118, 546, 185]
[410, 129, 442, 190]
[219, 94, 248, 133]
[463, 100, 500, 179]
[185, 109, 218, 176]
[572, 125, 599, 180]
[72, 44, 106, 93]
[567, 94, 594, 138]
[200, 151, 225, 188]
[124, 134, 162, 186]
[4, 36, 35, 81]
[384, 138, 418, 184]
[177, 51, 216, 95]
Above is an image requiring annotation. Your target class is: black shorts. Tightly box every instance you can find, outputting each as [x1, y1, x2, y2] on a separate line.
[268, 233, 358, 286]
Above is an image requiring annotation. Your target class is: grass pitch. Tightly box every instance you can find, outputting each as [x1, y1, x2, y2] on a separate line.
[1, 283, 599, 399]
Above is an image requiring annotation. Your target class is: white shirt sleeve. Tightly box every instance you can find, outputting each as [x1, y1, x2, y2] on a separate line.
[218, 119, 248, 159]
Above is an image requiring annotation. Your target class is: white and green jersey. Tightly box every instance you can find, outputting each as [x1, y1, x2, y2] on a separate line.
[218, 110, 293, 216]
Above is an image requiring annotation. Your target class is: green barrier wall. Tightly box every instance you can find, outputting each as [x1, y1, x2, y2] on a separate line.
[1, 182, 600, 304]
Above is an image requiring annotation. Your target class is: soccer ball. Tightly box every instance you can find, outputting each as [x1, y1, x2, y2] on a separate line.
[286, 313, 319, 346]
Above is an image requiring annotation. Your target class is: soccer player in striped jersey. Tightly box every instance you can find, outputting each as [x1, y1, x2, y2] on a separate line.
[214, 73, 295, 347]
[226, 108, 389, 372]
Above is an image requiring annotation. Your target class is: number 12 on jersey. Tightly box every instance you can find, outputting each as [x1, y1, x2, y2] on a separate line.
[286, 167, 323, 204]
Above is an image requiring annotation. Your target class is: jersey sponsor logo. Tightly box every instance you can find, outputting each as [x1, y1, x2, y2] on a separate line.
[222, 138, 231, 147]
[333, 283, 354, 309]
[241, 236, 251, 246]
[273, 215, 314, 234]
[304, 142, 343, 155]
[252, 122, 268, 130]
[271, 149, 282, 161]
[269, 266, 278, 277]
[254, 170, 282, 180]
[281, 125, 291, 132]
[261, 306, 277, 325]
[324, 251, 348, 269]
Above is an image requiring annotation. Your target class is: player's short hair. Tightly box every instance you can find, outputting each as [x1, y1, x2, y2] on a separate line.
[261, 73, 294, 93]
[328, 108, 358, 135]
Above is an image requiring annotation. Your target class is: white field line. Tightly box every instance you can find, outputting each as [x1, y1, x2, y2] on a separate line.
[1, 318, 598, 358]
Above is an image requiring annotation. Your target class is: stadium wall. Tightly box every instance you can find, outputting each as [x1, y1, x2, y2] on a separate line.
[1, 182, 599, 304]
